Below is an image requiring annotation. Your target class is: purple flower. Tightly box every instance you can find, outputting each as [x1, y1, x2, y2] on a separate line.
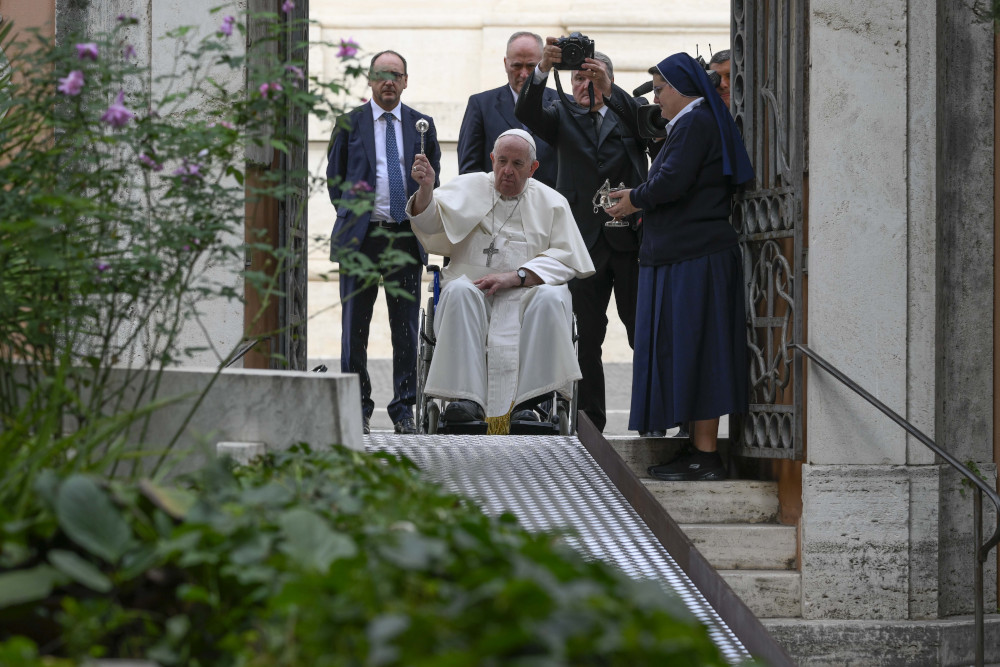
[284, 64, 305, 81]
[259, 82, 283, 98]
[57, 70, 85, 96]
[101, 90, 134, 128]
[336, 38, 359, 59]
[172, 162, 202, 184]
[117, 13, 139, 24]
[350, 180, 373, 194]
[219, 15, 235, 37]
[123, 43, 136, 60]
[282, 0, 295, 13]
[139, 152, 163, 172]
[76, 43, 99, 61]
[95, 261, 110, 273]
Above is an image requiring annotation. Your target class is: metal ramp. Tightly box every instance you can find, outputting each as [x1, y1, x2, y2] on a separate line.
[368, 424, 795, 666]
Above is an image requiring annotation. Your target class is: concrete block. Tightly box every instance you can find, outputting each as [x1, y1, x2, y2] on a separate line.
[63, 366, 363, 476]
[217, 441, 268, 466]
[801, 465, 910, 619]
[641, 479, 779, 524]
[680, 524, 797, 570]
[762, 615, 1000, 666]
[719, 570, 802, 618]
[909, 465, 940, 619]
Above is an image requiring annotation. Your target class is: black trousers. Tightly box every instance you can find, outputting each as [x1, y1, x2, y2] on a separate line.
[339, 224, 422, 424]
[569, 239, 638, 432]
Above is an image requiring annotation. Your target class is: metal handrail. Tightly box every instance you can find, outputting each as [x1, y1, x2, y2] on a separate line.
[792, 342, 1000, 666]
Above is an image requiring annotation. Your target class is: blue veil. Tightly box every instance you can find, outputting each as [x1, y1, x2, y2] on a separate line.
[655, 53, 754, 186]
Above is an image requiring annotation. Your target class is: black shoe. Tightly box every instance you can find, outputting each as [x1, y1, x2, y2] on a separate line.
[363, 416, 371, 435]
[639, 430, 666, 438]
[443, 400, 485, 423]
[511, 408, 540, 422]
[647, 446, 726, 481]
[672, 423, 691, 438]
[393, 417, 416, 435]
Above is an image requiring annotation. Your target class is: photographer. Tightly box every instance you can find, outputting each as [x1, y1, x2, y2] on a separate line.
[514, 37, 648, 434]
[606, 53, 754, 480]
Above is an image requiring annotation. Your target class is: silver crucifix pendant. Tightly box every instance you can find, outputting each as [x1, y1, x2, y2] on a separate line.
[483, 240, 500, 267]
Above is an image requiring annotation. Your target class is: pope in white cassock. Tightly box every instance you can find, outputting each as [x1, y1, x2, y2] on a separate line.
[407, 129, 595, 426]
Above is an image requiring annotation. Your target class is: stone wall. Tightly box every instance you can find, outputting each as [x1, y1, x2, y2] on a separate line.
[806, 0, 997, 620]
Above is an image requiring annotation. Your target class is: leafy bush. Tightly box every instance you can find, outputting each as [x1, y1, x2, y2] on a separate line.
[0, 446, 729, 665]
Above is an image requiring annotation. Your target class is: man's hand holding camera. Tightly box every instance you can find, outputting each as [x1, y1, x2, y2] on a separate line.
[540, 35, 611, 100]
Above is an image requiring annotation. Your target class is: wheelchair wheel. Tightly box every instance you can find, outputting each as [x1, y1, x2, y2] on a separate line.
[426, 402, 440, 434]
[557, 401, 571, 435]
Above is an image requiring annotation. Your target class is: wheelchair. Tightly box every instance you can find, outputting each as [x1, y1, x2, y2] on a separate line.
[415, 265, 579, 436]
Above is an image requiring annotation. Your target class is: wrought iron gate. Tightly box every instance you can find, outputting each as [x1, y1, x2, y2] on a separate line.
[731, 0, 807, 459]
[276, 0, 309, 370]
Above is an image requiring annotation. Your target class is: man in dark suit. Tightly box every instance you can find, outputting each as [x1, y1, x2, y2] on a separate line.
[516, 44, 648, 433]
[458, 32, 559, 188]
[327, 50, 442, 435]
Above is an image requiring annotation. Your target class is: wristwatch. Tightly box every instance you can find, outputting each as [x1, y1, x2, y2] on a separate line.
[516, 268, 527, 287]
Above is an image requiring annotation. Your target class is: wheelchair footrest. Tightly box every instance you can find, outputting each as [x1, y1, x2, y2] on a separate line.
[509, 420, 560, 436]
[438, 421, 489, 435]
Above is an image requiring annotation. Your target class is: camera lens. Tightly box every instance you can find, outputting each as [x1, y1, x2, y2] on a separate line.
[562, 43, 582, 68]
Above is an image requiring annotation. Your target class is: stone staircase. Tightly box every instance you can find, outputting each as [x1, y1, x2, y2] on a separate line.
[607, 435, 801, 619]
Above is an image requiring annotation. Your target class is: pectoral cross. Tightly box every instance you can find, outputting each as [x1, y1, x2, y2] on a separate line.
[483, 239, 500, 267]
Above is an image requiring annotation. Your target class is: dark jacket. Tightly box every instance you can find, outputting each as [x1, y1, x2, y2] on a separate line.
[457, 84, 559, 188]
[326, 102, 442, 263]
[629, 103, 737, 266]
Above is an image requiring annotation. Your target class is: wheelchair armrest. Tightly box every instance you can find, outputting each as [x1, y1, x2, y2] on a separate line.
[426, 264, 440, 273]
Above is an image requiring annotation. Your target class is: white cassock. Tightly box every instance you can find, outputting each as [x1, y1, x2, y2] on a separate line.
[406, 172, 595, 418]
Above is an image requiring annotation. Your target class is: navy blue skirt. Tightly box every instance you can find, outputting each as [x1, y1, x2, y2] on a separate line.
[629, 245, 749, 433]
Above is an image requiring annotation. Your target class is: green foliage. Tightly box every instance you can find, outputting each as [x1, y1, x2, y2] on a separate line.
[0, 446, 730, 665]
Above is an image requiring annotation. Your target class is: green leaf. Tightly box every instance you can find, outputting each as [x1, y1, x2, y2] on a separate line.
[0, 565, 67, 609]
[48, 549, 112, 593]
[278, 508, 357, 572]
[56, 475, 133, 563]
[140, 479, 196, 519]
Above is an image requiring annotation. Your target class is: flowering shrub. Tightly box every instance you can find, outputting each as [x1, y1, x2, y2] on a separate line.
[0, 5, 358, 504]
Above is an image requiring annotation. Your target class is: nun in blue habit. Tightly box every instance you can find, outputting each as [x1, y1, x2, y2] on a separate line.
[606, 52, 754, 481]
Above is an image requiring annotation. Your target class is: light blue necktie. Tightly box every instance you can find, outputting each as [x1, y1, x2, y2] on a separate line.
[382, 112, 406, 222]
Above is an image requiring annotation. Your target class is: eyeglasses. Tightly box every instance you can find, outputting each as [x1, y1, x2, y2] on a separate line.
[371, 70, 406, 82]
[652, 84, 667, 96]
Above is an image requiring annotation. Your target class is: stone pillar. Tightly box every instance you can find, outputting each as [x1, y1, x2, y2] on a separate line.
[936, 0, 998, 618]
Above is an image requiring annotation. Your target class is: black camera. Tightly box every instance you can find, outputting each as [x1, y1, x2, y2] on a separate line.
[636, 104, 668, 139]
[553, 32, 595, 70]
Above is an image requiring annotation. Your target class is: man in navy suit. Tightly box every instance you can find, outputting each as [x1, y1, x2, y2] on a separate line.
[457, 32, 558, 188]
[327, 50, 442, 435]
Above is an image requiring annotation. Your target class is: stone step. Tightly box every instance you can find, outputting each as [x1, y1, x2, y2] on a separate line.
[719, 570, 802, 618]
[679, 523, 798, 570]
[642, 479, 780, 524]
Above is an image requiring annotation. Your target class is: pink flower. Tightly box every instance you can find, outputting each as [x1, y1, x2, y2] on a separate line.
[209, 120, 235, 130]
[350, 180, 373, 194]
[95, 261, 110, 272]
[117, 13, 139, 24]
[285, 65, 304, 80]
[336, 38, 359, 59]
[282, 0, 295, 13]
[101, 91, 134, 128]
[139, 152, 163, 171]
[76, 43, 99, 61]
[219, 15, 235, 37]
[259, 82, 283, 98]
[57, 70, 85, 96]
[123, 44, 136, 60]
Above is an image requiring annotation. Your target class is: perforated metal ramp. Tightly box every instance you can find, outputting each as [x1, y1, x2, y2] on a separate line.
[367, 433, 753, 665]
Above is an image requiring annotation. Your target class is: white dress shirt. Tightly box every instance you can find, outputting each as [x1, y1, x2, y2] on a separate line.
[370, 100, 406, 222]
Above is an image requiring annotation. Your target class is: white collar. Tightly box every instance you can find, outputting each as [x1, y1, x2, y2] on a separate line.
[666, 97, 704, 134]
[370, 100, 402, 122]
